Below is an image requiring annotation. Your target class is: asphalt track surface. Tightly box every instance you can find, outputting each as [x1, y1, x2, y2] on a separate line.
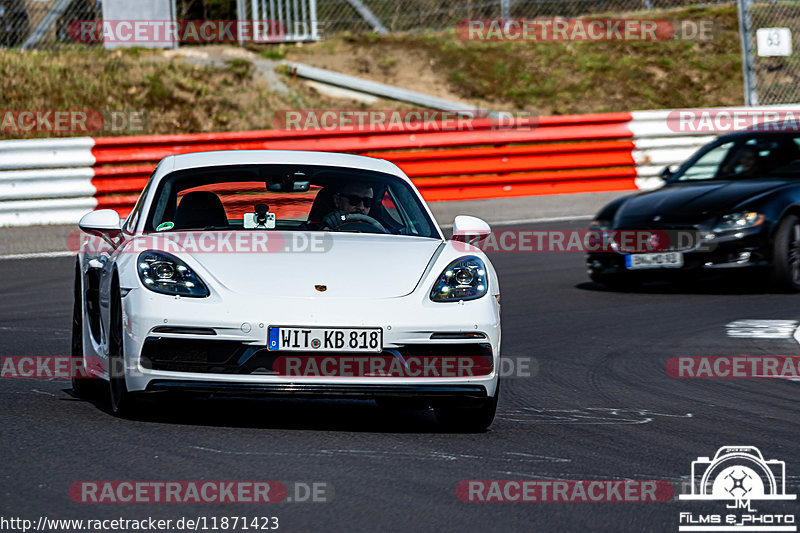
[2, 219, 800, 533]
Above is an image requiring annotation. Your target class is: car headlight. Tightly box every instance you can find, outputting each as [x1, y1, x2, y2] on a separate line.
[430, 256, 488, 302]
[713, 212, 765, 233]
[137, 251, 209, 297]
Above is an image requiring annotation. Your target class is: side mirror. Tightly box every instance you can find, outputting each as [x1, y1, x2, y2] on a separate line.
[79, 209, 122, 243]
[659, 165, 674, 180]
[452, 215, 491, 244]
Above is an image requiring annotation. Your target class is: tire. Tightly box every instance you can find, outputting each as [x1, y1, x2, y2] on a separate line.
[771, 214, 800, 292]
[71, 260, 98, 398]
[107, 276, 139, 417]
[434, 381, 499, 433]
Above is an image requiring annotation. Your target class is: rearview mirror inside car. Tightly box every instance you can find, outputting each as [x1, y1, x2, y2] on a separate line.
[267, 180, 311, 192]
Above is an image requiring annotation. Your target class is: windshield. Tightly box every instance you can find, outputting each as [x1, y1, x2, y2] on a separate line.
[142, 164, 440, 238]
[671, 134, 800, 182]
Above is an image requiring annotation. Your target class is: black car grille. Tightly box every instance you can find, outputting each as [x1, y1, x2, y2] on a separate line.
[612, 225, 703, 253]
[140, 337, 494, 376]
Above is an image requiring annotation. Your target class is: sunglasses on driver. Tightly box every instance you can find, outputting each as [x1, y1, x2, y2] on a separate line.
[340, 194, 374, 208]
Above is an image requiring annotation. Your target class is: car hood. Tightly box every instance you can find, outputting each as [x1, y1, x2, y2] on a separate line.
[132, 232, 443, 298]
[614, 179, 791, 226]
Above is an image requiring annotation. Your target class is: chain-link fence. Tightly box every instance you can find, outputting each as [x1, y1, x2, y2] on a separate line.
[740, 0, 800, 106]
[2, 0, 735, 50]
[316, 0, 733, 34]
[8, 0, 798, 104]
[0, 0, 100, 49]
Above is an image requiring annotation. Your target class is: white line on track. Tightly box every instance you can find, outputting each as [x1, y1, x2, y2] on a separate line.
[0, 215, 595, 260]
[190, 445, 572, 463]
[726, 319, 800, 341]
[0, 250, 74, 261]
[440, 214, 593, 229]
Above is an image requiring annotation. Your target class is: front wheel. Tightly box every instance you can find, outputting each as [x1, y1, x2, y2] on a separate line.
[71, 260, 99, 398]
[771, 214, 800, 292]
[107, 279, 140, 417]
[434, 382, 499, 433]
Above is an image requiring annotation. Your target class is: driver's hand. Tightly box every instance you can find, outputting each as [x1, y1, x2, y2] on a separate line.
[322, 210, 347, 229]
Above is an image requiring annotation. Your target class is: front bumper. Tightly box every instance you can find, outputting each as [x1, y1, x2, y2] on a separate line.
[586, 226, 771, 276]
[145, 381, 490, 400]
[118, 287, 501, 398]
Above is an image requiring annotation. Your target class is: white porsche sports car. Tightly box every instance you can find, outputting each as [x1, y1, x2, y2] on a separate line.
[73, 150, 501, 431]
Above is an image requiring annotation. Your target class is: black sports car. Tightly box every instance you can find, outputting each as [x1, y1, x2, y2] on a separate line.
[587, 129, 800, 290]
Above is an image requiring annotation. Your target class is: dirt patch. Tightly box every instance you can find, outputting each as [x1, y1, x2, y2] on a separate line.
[280, 4, 744, 114]
[280, 40, 492, 110]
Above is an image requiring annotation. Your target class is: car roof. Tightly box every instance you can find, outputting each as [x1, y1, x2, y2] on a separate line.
[718, 126, 800, 141]
[164, 150, 408, 181]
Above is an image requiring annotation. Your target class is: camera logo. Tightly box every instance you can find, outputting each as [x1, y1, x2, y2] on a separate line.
[680, 446, 795, 501]
[678, 446, 796, 532]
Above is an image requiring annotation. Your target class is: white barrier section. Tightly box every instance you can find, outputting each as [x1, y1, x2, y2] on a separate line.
[0, 137, 97, 227]
[629, 109, 715, 190]
[0, 198, 99, 227]
[629, 105, 799, 190]
[0, 106, 796, 227]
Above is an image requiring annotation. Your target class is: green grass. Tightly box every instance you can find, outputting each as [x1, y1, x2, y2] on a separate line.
[0, 48, 334, 138]
[260, 48, 286, 60]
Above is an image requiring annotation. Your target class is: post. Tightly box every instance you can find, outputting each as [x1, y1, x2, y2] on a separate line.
[500, 0, 511, 20]
[737, 0, 758, 106]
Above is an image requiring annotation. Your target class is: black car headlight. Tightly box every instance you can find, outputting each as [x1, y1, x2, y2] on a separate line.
[137, 251, 209, 297]
[430, 257, 488, 302]
[712, 212, 765, 233]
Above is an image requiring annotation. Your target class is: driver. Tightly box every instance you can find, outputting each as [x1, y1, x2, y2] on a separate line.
[722, 146, 760, 178]
[322, 182, 375, 229]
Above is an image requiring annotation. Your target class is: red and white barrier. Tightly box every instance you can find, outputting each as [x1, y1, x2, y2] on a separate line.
[0, 107, 777, 227]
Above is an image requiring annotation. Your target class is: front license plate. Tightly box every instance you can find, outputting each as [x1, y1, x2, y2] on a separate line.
[268, 327, 383, 352]
[625, 252, 684, 270]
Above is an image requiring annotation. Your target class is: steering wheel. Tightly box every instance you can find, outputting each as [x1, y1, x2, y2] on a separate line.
[330, 213, 388, 234]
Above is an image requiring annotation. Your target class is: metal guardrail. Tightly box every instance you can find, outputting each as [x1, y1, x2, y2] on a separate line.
[286, 62, 482, 113]
[0, 108, 754, 226]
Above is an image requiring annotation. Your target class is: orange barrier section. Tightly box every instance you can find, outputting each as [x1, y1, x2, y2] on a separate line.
[90, 112, 636, 216]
